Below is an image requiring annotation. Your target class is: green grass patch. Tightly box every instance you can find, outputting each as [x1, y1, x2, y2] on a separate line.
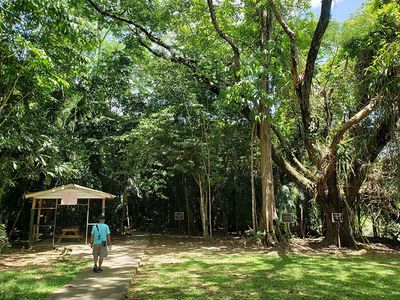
[0, 258, 90, 300]
[127, 237, 400, 300]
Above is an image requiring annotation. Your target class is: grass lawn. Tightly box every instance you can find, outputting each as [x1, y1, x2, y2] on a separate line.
[127, 236, 400, 300]
[0, 257, 90, 300]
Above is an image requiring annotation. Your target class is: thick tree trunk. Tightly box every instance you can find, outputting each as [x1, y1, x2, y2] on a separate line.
[357, 203, 363, 238]
[259, 108, 277, 239]
[196, 175, 209, 239]
[318, 171, 356, 248]
[222, 203, 228, 235]
[234, 187, 239, 233]
[119, 193, 127, 233]
[120, 203, 126, 233]
[257, 7, 277, 242]
[298, 203, 305, 238]
[324, 206, 355, 247]
[204, 126, 213, 238]
[250, 124, 257, 235]
[183, 176, 191, 235]
[372, 216, 380, 238]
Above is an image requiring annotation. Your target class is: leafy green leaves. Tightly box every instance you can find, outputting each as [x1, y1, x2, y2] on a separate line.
[0, 0, 99, 198]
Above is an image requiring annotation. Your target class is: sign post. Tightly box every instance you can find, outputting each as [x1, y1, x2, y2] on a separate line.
[281, 213, 295, 240]
[331, 213, 343, 248]
[174, 212, 184, 234]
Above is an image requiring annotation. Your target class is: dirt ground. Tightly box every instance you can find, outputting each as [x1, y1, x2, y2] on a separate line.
[284, 236, 399, 255]
[1, 234, 398, 272]
[0, 235, 137, 271]
[144, 234, 399, 257]
[0, 243, 91, 271]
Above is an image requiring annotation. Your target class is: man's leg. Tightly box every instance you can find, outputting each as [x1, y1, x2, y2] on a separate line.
[93, 255, 99, 272]
[93, 255, 98, 265]
[92, 244, 102, 272]
[98, 257, 104, 268]
[98, 245, 108, 271]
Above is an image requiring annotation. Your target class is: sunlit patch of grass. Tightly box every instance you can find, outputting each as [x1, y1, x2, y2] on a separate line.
[0, 258, 90, 300]
[127, 237, 400, 300]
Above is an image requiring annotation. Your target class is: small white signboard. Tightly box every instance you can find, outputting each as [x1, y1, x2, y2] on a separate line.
[61, 190, 78, 205]
[331, 213, 343, 223]
[174, 212, 184, 221]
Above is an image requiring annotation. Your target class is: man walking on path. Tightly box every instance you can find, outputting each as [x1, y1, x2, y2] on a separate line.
[90, 214, 111, 273]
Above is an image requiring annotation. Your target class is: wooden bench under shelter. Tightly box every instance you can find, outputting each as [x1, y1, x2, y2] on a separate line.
[25, 184, 115, 246]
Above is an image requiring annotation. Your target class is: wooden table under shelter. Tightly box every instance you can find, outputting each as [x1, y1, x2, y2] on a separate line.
[57, 228, 83, 243]
[25, 184, 115, 246]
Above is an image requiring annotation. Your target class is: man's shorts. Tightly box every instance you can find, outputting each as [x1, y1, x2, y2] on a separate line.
[92, 244, 108, 258]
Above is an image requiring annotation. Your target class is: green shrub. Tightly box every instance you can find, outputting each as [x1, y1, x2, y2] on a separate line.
[0, 223, 10, 253]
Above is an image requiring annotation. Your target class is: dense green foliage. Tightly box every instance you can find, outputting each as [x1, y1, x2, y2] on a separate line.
[0, 0, 398, 243]
[0, 223, 9, 252]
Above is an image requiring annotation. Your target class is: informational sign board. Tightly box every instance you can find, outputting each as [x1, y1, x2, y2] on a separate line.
[281, 213, 295, 223]
[61, 190, 78, 205]
[174, 212, 185, 221]
[331, 213, 343, 223]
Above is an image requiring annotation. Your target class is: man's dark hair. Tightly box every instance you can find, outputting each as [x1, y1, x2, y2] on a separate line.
[97, 214, 105, 221]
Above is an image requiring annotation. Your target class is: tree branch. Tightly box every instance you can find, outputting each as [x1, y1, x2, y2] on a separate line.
[268, 0, 299, 86]
[330, 96, 379, 150]
[87, 0, 176, 57]
[87, 0, 220, 94]
[302, 0, 333, 96]
[259, 6, 274, 95]
[0, 74, 19, 117]
[271, 144, 315, 196]
[271, 124, 314, 179]
[345, 107, 399, 207]
[0, 90, 32, 128]
[207, 0, 240, 81]
[270, 0, 333, 169]
[298, 0, 332, 167]
[321, 96, 380, 180]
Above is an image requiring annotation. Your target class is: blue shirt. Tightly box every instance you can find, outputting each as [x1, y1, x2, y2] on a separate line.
[91, 223, 110, 245]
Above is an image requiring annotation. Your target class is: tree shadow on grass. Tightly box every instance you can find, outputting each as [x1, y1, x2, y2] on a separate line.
[0, 260, 88, 300]
[246, 253, 400, 299]
[129, 235, 400, 300]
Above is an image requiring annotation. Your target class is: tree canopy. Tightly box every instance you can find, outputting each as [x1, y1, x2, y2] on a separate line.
[0, 0, 399, 247]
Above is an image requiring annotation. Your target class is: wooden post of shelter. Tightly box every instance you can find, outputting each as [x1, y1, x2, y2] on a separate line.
[85, 199, 90, 245]
[52, 199, 58, 247]
[28, 198, 36, 247]
[35, 199, 42, 242]
[102, 198, 106, 216]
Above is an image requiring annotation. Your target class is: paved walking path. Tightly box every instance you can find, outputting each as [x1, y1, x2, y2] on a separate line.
[46, 234, 149, 300]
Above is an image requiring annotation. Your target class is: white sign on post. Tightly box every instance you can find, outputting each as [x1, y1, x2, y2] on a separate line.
[331, 213, 343, 223]
[61, 190, 78, 205]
